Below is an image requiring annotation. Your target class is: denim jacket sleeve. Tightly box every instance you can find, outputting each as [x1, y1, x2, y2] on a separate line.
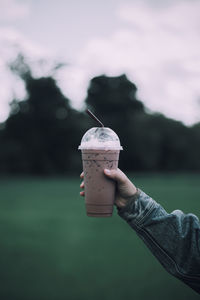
[118, 189, 200, 294]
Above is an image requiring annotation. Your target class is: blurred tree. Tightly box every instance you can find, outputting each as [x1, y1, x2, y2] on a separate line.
[0, 59, 200, 174]
[85, 74, 200, 172]
[189, 123, 200, 170]
[146, 114, 191, 171]
[85, 74, 144, 125]
[0, 55, 87, 174]
[85, 74, 146, 170]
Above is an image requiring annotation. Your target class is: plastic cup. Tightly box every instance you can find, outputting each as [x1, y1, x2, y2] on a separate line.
[78, 127, 122, 217]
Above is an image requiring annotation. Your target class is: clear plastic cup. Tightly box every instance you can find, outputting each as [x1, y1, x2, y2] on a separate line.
[79, 127, 122, 217]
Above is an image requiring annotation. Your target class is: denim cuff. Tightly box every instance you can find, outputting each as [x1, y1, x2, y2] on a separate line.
[118, 189, 159, 226]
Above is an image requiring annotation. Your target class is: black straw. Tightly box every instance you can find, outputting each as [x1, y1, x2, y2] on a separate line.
[86, 109, 104, 127]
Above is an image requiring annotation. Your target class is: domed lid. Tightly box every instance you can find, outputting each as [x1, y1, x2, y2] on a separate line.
[78, 127, 123, 150]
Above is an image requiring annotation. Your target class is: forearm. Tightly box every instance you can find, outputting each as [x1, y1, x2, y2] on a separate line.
[118, 190, 200, 294]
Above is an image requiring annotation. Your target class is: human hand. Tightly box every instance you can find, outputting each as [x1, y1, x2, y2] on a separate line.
[80, 168, 137, 208]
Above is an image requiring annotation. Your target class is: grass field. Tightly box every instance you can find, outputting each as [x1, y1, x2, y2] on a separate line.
[0, 174, 200, 300]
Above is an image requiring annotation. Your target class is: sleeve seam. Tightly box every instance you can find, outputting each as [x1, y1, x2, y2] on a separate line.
[135, 201, 157, 226]
[135, 224, 200, 280]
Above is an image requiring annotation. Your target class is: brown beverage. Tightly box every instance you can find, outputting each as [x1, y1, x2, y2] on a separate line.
[79, 127, 122, 217]
[81, 149, 119, 217]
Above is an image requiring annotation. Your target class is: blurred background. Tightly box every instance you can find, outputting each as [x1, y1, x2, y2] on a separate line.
[0, 0, 200, 299]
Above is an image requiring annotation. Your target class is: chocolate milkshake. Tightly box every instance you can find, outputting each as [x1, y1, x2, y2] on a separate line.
[79, 127, 122, 217]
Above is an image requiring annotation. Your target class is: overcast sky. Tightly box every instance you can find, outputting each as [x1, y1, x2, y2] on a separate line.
[0, 0, 200, 125]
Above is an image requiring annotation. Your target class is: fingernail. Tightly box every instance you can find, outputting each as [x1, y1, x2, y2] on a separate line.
[105, 169, 111, 174]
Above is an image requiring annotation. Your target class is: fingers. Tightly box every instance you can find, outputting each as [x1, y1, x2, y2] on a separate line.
[80, 181, 84, 189]
[104, 168, 127, 184]
[80, 173, 85, 197]
[80, 181, 85, 197]
[81, 168, 128, 188]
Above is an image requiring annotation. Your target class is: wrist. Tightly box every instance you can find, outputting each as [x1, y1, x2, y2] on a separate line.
[117, 188, 140, 208]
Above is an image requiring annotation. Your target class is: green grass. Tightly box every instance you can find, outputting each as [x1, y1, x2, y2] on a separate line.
[0, 174, 200, 300]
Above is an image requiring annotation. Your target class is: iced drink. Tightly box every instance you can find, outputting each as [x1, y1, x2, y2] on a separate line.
[79, 127, 122, 217]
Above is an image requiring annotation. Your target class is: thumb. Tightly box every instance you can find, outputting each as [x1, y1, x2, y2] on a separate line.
[104, 168, 127, 185]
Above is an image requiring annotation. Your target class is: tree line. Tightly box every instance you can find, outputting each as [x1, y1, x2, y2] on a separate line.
[0, 59, 199, 175]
